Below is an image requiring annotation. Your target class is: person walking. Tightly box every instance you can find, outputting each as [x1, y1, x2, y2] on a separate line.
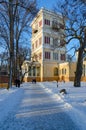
[15, 78, 20, 87]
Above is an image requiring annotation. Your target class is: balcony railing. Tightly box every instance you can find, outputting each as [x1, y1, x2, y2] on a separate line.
[51, 39, 66, 48]
[52, 21, 64, 30]
[52, 21, 59, 30]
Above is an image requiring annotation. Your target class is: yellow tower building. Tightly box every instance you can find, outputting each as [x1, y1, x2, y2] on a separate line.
[22, 8, 86, 82]
[30, 8, 66, 81]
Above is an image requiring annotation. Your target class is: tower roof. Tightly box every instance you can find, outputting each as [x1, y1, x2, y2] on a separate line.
[30, 7, 62, 26]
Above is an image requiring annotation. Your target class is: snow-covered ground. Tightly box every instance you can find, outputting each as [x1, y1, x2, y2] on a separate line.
[40, 81, 86, 129]
[0, 81, 86, 130]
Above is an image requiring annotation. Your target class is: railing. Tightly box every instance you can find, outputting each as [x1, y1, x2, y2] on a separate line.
[52, 21, 59, 30]
[52, 21, 64, 30]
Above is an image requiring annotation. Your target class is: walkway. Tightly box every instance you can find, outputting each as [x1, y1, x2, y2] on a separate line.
[0, 82, 80, 130]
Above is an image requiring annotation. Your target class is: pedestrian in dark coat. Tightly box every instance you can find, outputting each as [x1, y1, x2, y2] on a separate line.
[17, 79, 20, 87]
[15, 78, 20, 87]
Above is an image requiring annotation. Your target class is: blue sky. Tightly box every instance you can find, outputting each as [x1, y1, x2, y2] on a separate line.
[37, 0, 58, 10]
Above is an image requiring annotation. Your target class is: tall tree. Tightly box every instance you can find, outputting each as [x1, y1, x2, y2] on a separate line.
[54, 0, 86, 87]
[0, 0, 38, 88]
[14, 0, 38, 79]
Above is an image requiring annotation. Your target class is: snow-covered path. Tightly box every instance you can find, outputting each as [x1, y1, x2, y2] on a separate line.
[0, 82, 80, 130]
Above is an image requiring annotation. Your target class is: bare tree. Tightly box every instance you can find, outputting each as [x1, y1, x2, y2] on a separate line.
[18, 46, 31, 70]
[0, 0, 38, 88]
[14, 0, 38, 79]
[54, 0, 86, 87]
[0, 51, 9, 68]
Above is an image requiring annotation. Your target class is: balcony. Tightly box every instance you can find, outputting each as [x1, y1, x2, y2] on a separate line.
[59, 23, 64, 29]
[52, 21, 60, 30]
[52, 21, 64, 30]
[52, 39, 66, 48]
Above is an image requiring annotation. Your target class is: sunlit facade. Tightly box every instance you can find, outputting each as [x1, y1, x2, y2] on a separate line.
[22, 8, 86, 82]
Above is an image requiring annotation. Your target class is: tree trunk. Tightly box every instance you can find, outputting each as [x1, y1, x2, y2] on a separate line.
[8, 0, 14, 89]
[16, 40, 19, 78]
[8, 55, 13, 89]
[15, 6, 20, 80]
[74, 48, 83, 87]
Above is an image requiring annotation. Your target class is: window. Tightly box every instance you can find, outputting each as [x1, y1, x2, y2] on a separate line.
[61, 54, 65, 60]
[62, 68, 66, 75]
[53, 38, 59, 46]
[29, 67, 31, 76]
[33, 66, 36, 76]
[37, 67, 40, 76]
[44, 19, 50, 25]
[52, 20, 59, 30]
[54, 68, 58, 76]
[53, 53, 58, 60]
[83, 65, 85, 76]
[44, 36, 50, 44]
[45, 52, 50, 59]
[39, 20, 42, 27]
[62, 68, 64, 74]
[65, 69, 66, 74]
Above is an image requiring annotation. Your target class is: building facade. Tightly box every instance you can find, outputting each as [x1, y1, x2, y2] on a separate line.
[22, 8, 86, 82]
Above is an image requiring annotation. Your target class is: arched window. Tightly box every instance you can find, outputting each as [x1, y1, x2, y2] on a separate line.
[54, 68, 58, 76]
[65, 69, 66, 74]
[33, 66, 36, 76]
[29, 66, 31, 76]
[62, 68, 66, 75]
[37, 67, 40, 76]
[62, 68, 64, 74]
